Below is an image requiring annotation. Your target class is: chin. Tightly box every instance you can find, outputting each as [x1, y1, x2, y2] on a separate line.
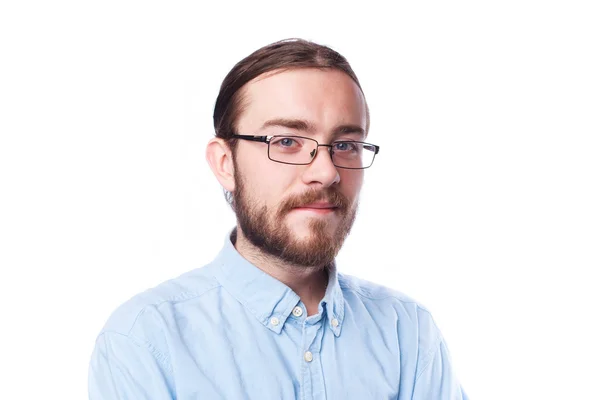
[287, 219, 336, 241]
[287, 224, 316, 241]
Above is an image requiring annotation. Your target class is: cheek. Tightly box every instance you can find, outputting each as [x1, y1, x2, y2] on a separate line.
[340, 171, 364, 201]
[236, 147, 273, 190]
[239, 155, 298, 206]
[263, 170, 299, 206]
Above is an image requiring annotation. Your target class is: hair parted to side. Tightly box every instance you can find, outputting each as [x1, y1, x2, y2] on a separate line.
[213, 38, 369, 147]
[212, 38, 369, 207]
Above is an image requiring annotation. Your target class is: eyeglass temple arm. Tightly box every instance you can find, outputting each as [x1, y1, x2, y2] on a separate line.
[232, 134, 268, 143]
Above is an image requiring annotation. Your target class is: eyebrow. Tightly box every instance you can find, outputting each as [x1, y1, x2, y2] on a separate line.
[260, 118, 366, 137]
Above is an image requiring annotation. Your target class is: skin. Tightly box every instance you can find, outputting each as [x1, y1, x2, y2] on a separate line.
[206, 68, 367, 315]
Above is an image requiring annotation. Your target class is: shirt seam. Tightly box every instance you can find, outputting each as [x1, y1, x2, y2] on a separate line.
[126, 284, 222, 335]
[154, 285, 223, 311]
[99, 330, 173, 374]
[412, 305, 444, 385]
[100, 331, 121, 400]
[414, 336, 443, 382]
[341, 285, 421, 304]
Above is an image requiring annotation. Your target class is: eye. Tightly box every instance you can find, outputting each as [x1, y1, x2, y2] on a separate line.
[334, 142, 357, 151]
[280, 138, 295, 147]
[272, 137, 301, 147]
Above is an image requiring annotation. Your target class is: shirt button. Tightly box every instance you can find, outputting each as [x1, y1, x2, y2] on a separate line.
[292, 306, 303, 317]
[304, 351, 313, 362]
[331, 318, 339, 327]
[270, 317, 280, 326]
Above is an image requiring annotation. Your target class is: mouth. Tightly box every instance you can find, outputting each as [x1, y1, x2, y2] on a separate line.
[292, 202, 339, 214]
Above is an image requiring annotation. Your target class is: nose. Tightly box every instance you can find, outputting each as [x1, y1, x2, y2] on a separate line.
[301, 146, 340, 187]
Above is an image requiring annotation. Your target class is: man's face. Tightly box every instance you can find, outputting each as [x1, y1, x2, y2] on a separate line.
[232, 68, 367, 268]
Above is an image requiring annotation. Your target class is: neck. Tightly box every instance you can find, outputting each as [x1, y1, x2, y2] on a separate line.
[232, 227, 329, 315]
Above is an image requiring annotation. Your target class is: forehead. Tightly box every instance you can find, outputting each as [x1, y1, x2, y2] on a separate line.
[237, 68, 367, 134]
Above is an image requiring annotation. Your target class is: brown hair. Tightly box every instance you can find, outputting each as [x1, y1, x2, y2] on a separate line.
[213, 38, 369, 153]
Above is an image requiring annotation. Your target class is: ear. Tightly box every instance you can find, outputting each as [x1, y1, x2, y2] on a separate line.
[206, 138, 235, 193]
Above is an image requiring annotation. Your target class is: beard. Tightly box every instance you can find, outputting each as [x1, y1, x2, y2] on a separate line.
[232, 169, 358, 268]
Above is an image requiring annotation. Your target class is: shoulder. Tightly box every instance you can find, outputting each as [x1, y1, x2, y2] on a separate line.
[338, 272, 440, 336]
[338, 271, 425, 308]
[100, 263, 222, 336]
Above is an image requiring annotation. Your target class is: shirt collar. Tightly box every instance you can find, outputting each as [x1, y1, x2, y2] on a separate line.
[212, 229, 345, 336]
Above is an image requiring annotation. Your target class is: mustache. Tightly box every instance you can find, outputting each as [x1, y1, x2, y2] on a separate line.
[278, 188, 350, 214]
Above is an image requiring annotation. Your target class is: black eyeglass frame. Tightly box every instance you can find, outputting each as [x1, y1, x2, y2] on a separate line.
[231, 134, 380, 169]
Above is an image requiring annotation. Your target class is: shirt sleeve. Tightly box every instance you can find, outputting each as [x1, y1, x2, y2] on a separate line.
[88, 331, 174, 400]
[411, 336, 468, 400]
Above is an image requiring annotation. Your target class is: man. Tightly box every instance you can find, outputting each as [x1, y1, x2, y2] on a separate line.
[89, 38, 468, 399]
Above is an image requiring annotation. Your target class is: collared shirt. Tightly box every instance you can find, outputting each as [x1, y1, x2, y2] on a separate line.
[89, 231, 468, 399]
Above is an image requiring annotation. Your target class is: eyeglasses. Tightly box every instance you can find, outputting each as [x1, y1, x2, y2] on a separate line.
[231, 134, 380, 169]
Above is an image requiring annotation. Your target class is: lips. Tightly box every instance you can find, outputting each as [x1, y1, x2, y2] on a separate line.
[291, 202, 339, 215]
[295, 202, 337, 210]
[280, 190, 348, 215]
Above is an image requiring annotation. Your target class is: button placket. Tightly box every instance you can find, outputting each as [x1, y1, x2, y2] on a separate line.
[299, 316, 328, 399]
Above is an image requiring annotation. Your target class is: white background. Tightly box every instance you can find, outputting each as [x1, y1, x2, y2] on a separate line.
[1, 1, 599, 399]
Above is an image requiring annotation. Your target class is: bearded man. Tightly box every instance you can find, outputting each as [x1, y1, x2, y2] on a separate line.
[89, 38, 468, 400]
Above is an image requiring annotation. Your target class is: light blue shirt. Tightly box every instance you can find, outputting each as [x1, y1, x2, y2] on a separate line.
[89, 231, 468, 399]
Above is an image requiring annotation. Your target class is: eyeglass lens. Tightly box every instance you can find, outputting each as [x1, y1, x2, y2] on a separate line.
[268, 136, 376, 168]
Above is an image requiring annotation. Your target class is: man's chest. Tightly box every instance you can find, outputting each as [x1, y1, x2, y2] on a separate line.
[168, 314, 404, 399]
